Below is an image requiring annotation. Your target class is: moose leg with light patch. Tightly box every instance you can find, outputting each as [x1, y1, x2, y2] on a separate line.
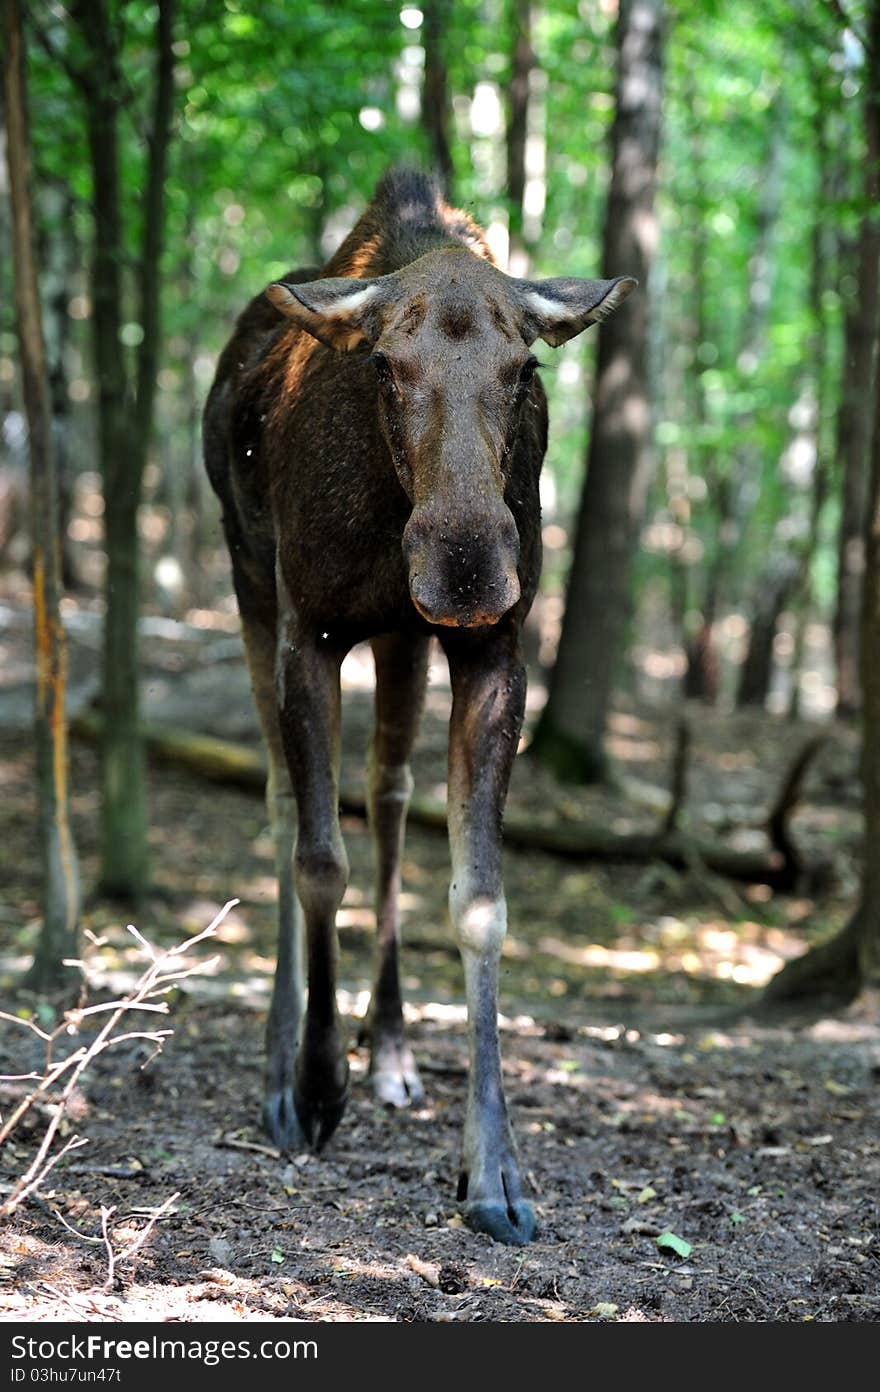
[364, 632, 430, 1106]
[443, 627, 535, 1245]
[275, 582, 350, 1150]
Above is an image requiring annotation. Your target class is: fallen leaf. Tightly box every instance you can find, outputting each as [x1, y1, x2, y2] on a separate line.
[656, 1232, 692, 1259]
[589, 1302, 619, 1320]
[406, 1253, 440, 1288]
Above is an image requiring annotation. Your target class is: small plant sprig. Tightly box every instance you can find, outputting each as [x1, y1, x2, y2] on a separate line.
[0, 899, 236, 1219]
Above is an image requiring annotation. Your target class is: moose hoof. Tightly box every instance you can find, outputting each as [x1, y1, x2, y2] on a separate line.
[295, 1083, 350, 1151]
[371, 1038, 424, 1108]
[262, 1087, 306, 1152]
[463, 1198, 537, 1246]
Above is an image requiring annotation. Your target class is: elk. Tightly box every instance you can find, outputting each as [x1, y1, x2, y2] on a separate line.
[203, 169, 635, 1244]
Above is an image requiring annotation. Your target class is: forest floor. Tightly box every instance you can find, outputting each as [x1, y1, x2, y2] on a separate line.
[1, 597, 879, 1323]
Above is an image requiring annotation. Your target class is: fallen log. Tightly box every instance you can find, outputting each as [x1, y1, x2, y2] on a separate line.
[70, 711, 826, 890]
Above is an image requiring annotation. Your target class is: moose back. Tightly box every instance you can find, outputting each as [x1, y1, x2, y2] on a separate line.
[203, 169, 635, 1244]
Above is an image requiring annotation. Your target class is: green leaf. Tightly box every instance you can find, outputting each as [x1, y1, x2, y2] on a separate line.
[656, 1232, 692, 1259]
[270, 1248, 285, 1264]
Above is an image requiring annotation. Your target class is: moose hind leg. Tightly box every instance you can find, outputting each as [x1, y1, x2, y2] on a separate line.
[239, 611, 306, 1150]
[444, 631, 536, 1246]
[365, 633, 429, 1107]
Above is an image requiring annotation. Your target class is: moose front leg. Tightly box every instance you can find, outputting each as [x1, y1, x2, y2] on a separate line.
[274, 596, 350, 1151]
[443, 630, 536, 1246]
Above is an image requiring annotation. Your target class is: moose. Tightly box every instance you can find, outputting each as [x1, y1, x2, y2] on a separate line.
[204, 169, 635, 1245]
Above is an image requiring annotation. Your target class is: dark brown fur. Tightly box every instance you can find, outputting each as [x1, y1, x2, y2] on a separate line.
[203, 169, 632, 1245]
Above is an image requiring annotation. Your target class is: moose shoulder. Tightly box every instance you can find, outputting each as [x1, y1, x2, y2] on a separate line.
[203, 169, 635, 1245]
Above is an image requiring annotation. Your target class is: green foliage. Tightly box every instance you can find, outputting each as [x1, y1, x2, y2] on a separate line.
[638, 0, 864, 630]
[13, 0, 869, 668]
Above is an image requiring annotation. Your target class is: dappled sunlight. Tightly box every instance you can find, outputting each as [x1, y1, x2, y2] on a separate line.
[539, 936, 660, 974]
[536, 913, 808, 991]
[605, 732, 664, 763]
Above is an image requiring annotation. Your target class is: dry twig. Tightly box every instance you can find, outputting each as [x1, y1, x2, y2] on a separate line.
[0, 900, 235, 1219]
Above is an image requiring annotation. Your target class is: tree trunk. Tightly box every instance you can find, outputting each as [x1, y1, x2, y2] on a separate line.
[76, 1, 149, 897]
[736, 553, 799, 709]
[71, 0, 175, 898]
[833, 16, 880, 720]
[3, 0, 80, 987]
[681, 81, 720, 703]
[421, 0, 454, 199]
[689, 99, 786, 704]
[41, 180, 78, 590]
[788, 94, 835, 720]
[765, 0, 880, 1003]
[832, 220, 880, 717]
[530, 0, 664, 783]
[506, 0, 533, 271]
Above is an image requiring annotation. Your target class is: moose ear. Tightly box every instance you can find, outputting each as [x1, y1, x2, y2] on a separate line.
[266, 275, 397, 351]
[515, 274, 638, 348]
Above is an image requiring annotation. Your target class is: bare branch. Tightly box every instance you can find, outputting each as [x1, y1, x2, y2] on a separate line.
[100, 1206, 117, 1289]
[125, 924, 156, 959]
[4, 1135, 89, 1215]
[169, 900, 239, 952]
[70, 1000, 171, 1019]
[116, 1192, 179, 1262]
[51, 1207, 105, 1245]
[0, 904, 229, 1217]
[0, 1009, 55, 1042]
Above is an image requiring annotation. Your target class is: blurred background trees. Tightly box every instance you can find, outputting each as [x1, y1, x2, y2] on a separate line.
[2, 0, 879, 992]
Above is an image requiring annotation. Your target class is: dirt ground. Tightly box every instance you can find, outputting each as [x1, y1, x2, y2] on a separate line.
[1, 603, 879, 1323]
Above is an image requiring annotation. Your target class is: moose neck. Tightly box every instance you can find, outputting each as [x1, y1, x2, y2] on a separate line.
[325, 169, 493, 279]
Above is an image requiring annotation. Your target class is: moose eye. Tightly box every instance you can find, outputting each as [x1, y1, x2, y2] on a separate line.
[518, 356, 540, 387]
[370, 352, 394, 387]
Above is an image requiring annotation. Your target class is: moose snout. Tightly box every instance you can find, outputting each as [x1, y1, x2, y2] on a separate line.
[403, 506, 521, 628]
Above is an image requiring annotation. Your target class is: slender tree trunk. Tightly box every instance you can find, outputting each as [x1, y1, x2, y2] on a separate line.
[857, 263, 880, 983]
[680, 80, 720, 702]
[789, 106, 834, 719]
[72, 0, 176, 897]
[765, 0, 880, 1004]
[506, 0, 533, 271]
[77, 1, 148, 896]
[421, 0, 454, 198]
[736, 553, 799, 708]
[832, 221, 880, 717]
[42, 180, 78, 589]
[691, 100, 786, 703]
[531, 0, 664, 783]
[833, 18, 880, 720]
[3, 0, 80, 986]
